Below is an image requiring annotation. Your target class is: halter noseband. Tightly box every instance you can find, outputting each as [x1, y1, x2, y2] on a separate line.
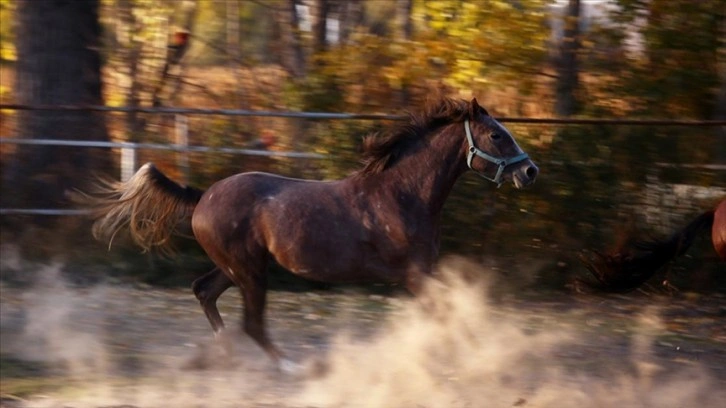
[464, 119, 529, 186]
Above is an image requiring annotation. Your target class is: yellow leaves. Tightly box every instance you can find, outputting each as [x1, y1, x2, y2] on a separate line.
[302, 0, 553, 106]
[0, 0, 15, 61]
[0, 42, 15, 62]
[105, 89, 126, 108]
[408, 0, 551, 90]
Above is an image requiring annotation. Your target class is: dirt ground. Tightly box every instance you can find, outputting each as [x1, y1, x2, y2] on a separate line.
[1, 260, 725, 408]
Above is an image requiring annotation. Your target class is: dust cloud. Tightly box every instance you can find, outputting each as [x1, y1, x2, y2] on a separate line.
[1, 250, 724, 408]
[296, 258, 722, 408]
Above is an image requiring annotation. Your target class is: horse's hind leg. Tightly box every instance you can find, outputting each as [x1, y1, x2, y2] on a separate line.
[186, 267, 235, 369]
[192, 267, 234, 334]
[236, 269, 292, 370]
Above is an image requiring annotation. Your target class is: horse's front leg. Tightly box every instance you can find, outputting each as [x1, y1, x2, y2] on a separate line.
[404, 259, 435, 297]
[405, 258, 478, 342]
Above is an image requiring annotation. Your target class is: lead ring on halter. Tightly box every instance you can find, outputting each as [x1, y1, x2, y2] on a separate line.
[464, 119, 529, 187]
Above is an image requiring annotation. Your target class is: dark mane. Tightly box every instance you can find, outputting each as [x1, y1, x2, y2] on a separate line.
[358, 97, 470, 175]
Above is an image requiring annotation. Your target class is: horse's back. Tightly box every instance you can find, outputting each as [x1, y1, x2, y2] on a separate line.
[713, 199, 726, 261]
[191, 172, 316, 252]
[209, 171, 313, 196]
[191, 171, 358, 269]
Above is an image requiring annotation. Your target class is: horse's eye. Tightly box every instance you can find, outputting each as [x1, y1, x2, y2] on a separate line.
[491, 133, 501, 140]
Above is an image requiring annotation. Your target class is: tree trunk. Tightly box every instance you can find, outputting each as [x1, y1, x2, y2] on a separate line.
[715, 6, 726, 121]
[3, 0, 110, 211]
[162, 2, 198, 106]
[397, 0, 413, 40]
[338, 0, 364, 45]
[554, 0, 581, 116]
[117, 0, 144, 140]
[275, 0, 306, 78]
[396, 0, 413, 106]
[313, 0, 330, 54]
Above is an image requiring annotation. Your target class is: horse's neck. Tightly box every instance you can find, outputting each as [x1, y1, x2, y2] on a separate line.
[379, 125, 468, 215]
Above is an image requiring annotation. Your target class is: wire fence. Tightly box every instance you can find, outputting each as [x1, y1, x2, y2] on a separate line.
[0, 138, 325, 158]
[3, 103, 726, 126]
[2, 104, 725, 218]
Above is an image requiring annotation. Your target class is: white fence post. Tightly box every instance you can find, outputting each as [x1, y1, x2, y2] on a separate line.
[120, 144, 137, 181]
[175, 114, 189, 184]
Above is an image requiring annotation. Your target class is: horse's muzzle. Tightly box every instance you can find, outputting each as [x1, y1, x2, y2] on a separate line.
[512, 161, 538, 189]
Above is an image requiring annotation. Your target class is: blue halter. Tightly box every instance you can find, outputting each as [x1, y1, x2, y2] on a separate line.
[464, 120, 529, 186]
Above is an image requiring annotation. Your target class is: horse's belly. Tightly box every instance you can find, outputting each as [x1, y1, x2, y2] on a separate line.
[271, 241, 407, 284]
[289, 263, 404, 284]
[257, 187, 413, 283]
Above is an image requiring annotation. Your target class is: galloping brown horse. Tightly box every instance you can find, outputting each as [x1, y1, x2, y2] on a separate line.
[88, 97, 538, 371]
[581, 198, 726, 292]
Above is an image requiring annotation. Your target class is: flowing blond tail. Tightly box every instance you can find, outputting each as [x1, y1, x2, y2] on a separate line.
[84, 162, 204, 253]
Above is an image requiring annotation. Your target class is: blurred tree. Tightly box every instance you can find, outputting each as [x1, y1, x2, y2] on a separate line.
[418, 0, 551, 93]
[576, 0, 725, 174]
[101, 0, 200, 151]
[554, 0, 581, 116]
[716, 6, 726, 142]
[0, 0, 15, 61]
[107, 0, 174, 138]
[396, 0, 414, 40]
[2, 0, 111, 213]
[338, 0, 365, 45]
[301, 0, 551, 114]
[395, 0, 414, 105]
[114, 0, 143, 138]
[710, 2, 726, 125]
[275, 0, 306, 78]
[152, 2, 196, 107]
[590, 0, 724, 119]
[313, 0, 330, 54]
[638, 0, 722, 118]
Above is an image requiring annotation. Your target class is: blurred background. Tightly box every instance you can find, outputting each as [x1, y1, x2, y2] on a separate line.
[0, 0, 724, 290]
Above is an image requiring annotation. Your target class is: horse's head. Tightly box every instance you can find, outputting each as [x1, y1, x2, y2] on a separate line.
[464, 98, 538, 188]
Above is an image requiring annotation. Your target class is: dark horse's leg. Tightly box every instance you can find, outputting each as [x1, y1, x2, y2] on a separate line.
[193, 264, 292, 371]
[236, 266, 293, 370]
[405, 260, 434, 296]
[216, 253, 295, 372]
[186, 267, 235, 370]
[191, 267, 234, 334]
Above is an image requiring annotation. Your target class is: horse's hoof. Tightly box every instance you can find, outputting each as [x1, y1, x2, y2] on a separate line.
[276, 357, 330, 378]
[278, 358, 304, 375]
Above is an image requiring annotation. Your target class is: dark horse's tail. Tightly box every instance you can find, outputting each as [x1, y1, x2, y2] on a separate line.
[637, 210, 715, 260]
[85, 162, 204, 253]
[581, 210, 715, 292]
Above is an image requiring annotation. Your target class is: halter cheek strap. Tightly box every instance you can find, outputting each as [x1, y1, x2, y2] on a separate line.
[464, 120, 529, 186]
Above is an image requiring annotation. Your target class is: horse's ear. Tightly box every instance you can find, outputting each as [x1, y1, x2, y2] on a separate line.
[470, 98, 489, 118]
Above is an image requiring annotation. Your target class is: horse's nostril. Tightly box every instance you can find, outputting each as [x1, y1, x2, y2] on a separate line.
[526, 165, 538, 179]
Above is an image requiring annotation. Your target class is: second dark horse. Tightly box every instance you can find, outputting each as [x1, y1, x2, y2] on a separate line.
[88, 97, 538, 371]
[581, 198, 726, 292]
